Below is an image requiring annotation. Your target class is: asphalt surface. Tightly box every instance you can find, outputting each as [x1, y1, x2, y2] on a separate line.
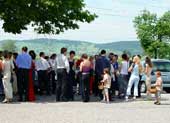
[0, 94, 170, 123]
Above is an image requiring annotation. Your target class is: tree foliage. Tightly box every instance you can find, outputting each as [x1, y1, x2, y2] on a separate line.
[0, 0, 97, 34]
[1, 40, 17, 52]
[134, 10, 170, 59]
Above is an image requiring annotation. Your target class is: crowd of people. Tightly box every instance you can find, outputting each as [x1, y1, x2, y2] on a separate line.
[0, 46, 162, 105]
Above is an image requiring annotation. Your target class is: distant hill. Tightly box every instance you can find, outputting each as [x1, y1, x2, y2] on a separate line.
[0, 38, 143, 55]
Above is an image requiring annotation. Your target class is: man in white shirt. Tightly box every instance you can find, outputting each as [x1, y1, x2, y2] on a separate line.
[56, 47, 70, 101]
[36, 52, 50, 95]
[49, 54, 57, 94]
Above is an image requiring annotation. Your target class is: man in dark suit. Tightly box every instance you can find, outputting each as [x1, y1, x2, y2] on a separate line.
[95, 50, 110, 100]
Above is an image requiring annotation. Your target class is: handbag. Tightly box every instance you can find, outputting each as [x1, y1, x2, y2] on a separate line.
[149, 86, 157, 94]
[98, 82, 104, 90]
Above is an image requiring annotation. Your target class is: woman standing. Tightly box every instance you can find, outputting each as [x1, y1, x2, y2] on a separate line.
[2, 51, 14, 103]
[12, 53, 18, 95]
[89, 56, 95, 95]
[125, 56, 143, 101]
[68, 51, 76, 101]
[80, 54, 92, 102]
[119, 54, 129, 98]
[145, 57, 153, 98]
[28, 50, 36, 101]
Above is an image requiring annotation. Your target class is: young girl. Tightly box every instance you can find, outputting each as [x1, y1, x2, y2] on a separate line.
[152, 71, 162, 105]
[101, 68, 111, 103]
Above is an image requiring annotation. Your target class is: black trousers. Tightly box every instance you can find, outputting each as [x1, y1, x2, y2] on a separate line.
[81, 74, 90, 102]
[17, 68, 29, 101]
[38, 70, 50, 94]
[49, 70, 56, 94]
[56, 69, 68, 101]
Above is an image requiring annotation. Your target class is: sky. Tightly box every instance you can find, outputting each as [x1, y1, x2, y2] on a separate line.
[0, 0, 170, 43]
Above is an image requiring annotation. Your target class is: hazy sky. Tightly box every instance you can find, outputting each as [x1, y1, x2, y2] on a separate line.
[0, 0, 170, 43]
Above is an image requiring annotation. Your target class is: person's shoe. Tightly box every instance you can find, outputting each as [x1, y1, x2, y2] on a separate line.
[61, 98, 68, 102]
[133, 96, 136, 100]
[106, 101, 110, 104]
[154, 101, 161, 105]
[2, 99, 7, 103]
[18, 98, 23, 102]
[156, 102, 161, 105]
[2, 99, 9, 103]
[154, 101, 158, 104]
[125, 96, 129, 102]
[101, 100, 106, 103]
[8, 99, 13, 103]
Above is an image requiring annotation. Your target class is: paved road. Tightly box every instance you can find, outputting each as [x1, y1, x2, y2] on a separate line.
[0, 94, 170, 123]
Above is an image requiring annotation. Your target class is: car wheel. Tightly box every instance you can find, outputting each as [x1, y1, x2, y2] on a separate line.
[164, 88, 170, 93]
[140, 81, 146, 93]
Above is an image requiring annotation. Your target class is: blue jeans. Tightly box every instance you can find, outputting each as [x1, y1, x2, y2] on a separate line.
[126, 75, 139, 96]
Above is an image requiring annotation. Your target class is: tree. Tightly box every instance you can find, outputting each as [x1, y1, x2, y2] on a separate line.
[134, 10, 170, 59]
[1, 40, 17, 52]
[0, 0, 97, 34]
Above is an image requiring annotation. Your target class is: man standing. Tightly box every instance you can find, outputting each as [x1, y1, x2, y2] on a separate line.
[56, 47, 70, 101]
[95, 50, 110, 100]
[16, 47, 32, 101]
[36, 52, 50, 95]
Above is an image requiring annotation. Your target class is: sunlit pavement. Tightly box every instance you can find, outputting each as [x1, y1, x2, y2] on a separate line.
[0, 94, 170, 123]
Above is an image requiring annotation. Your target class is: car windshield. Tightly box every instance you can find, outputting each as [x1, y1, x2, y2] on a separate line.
[152, 61, 170, 72]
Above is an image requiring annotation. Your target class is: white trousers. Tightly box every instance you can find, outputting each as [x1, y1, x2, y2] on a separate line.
[2, 74, 13, 99]
[126, 75, 139, 96]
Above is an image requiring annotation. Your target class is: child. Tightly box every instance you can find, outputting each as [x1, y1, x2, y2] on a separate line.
[101, 68, 111, 103]
[152, 71, 162, 105]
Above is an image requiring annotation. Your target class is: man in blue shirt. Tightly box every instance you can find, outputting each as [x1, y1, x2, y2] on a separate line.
[16, 47, 32, 101]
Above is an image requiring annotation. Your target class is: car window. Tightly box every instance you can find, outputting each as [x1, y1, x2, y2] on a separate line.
[153, 61, 170, 72]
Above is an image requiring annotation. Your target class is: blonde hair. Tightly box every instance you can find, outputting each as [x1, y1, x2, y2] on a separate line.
[134, 56, 143, 74]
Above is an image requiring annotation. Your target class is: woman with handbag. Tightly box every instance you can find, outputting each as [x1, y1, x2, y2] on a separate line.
[144, 57, 153, 99]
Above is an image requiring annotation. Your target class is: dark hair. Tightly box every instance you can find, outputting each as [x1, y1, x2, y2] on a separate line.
[29, 50, 36, 60]
[104, 68, 109, 74]
[13, 52, 18, 59]
[156, 71, 161, 76]
[3, 50, 9, 59]
[82, 54, 88, 59]
[101, 50, 106, 55]
[8, 52, 13, 59]
[114, 54, 118, 59]
[145, 57, 153, 68]
[137, 55, 141, 59]
[61, 47, 67, 54]
[44, 56, 49, 60]
[70, 50, 75, 55]
[22, 46, 28, 52]
[122, 54, 128, 60]
[39, 52, 45, 57]
[50, 53, 57, 59]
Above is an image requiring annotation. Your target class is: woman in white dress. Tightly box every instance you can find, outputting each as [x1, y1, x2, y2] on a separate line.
[2, 51, 14, 103]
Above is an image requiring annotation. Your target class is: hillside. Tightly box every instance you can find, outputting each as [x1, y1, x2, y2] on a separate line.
[0, 38, 143, 55]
